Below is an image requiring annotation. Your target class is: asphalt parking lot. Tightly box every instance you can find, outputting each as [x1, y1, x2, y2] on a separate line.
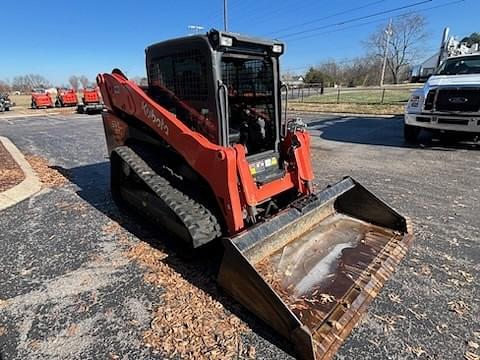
[0, 113, 478, 360]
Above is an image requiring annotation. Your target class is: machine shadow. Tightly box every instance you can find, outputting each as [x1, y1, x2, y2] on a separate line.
[309, 115, 480, 150]
[52, 162, 294, 357]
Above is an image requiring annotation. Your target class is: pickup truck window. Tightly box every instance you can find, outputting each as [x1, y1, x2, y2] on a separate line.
[437, 55, 480, 75]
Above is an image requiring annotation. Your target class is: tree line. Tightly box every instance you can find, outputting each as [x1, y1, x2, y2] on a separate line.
[0, 74, 52, 93]
[0, 74, 148, 93]
[288, 14, 430, 87]
[0, 74, 92, 93]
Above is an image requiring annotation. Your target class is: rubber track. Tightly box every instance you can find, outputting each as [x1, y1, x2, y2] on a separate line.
[113, 146, 222, 247]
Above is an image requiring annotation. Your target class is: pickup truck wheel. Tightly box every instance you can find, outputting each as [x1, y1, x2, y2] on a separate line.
[31, 102, 36, 109]
[404, 124, 420, 143]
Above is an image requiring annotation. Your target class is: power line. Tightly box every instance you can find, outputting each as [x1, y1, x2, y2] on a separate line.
[232, 0, 319, 28]
[265, 0, 389, 37]
[279, 0, 432, 39]
[286, 0, 464, 42]
[282, 0, 465, 73]
[283, 59, 370, 75]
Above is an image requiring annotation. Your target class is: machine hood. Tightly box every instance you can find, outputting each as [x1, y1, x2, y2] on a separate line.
[426, 74, 480, 87]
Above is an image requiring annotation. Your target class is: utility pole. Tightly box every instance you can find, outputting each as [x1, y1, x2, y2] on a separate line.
[223, 0, 228, 32]
[380, 19, 393, 87]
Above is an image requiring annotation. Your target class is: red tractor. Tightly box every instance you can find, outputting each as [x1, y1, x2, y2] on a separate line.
[77, 87, 104, 114]
[55, 88, 78, 107]
[31, 89, 53, 109]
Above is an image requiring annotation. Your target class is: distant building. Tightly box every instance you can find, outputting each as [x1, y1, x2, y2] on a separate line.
[285, 76, 304, 88]
[411, 52, 439, 82]
[411, 27, 480, 82]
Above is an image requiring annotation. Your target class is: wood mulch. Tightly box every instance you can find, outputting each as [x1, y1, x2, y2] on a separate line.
[0, 142, 25, 192]
[126, 242, 255, 359]
[101, 220, 257, 359]
[24, 155, 69, 187]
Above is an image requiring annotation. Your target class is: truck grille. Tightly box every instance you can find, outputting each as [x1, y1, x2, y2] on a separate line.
[427, 88, 480, 112]
[424, 90, 435, 110]
[437, 118, 469, 125]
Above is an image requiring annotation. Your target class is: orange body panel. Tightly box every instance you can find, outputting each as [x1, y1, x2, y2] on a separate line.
[98, 71, 314, 235]
[83, 88, 101, 104]
[31, 92, 53, 108]
[58, 89, 78, 106]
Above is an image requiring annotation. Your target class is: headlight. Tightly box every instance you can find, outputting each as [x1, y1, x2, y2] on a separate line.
[409, 95, 420, 108]
[272, 44, 283, 53]
[220, 36, 233, 47]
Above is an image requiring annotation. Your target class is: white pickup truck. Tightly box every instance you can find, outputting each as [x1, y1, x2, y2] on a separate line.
[404, 53, 480, 142]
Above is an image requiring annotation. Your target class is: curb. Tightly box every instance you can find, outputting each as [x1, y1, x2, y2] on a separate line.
[0, 137, 42, 211]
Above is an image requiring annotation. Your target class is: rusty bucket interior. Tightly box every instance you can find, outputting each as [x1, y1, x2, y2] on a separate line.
[218, 177, 413, 360]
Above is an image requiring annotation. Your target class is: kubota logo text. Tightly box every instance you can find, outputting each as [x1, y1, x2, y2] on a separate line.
[142, 102, 169, 136]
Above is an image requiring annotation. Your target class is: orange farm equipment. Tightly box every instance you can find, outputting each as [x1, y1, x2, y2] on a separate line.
[97, 29, 413, 360]
[55, 88, 78, 107]
[77, 87, 104, 113]
[31, 89, 53, 109]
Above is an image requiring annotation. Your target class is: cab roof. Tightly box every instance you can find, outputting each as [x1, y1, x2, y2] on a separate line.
[145, 29, 284, 57]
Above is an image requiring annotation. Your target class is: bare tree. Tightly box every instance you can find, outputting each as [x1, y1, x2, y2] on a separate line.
[27, 74, 51, 88]
[69, 76, 79, 90]
[0, 80, 11, 93]
[79, 75, 89, 89]
[280, 71, 296, 82]
[364, 14, 429, 84]
[318, 61, 341, 86]
[12, 76, 26, 92]
[12, 74, 51, 91]
[342, 56, 383, 86]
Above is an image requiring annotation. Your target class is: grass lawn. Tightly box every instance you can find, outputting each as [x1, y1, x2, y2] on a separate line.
[8, 88, 409, 116]
[288, 102, 406, 115]
[10, 94, 32, 108]
[299, 88, 412, 105]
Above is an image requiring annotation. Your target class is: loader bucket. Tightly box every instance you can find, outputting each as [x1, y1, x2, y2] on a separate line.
[218, 177, 413, 360]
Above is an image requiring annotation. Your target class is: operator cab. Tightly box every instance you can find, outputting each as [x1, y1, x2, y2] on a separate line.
[32, 88, 47, 94]
[221, 53, 276, 154]
[145, 29, 284, 170]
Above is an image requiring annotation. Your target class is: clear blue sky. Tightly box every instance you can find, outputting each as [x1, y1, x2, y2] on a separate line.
[1, 0, 477, 85]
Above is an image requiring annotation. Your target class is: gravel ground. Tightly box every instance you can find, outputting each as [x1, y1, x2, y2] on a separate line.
[0, 113, 478, 360]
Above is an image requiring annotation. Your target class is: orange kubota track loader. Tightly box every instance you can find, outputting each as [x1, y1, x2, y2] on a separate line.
[77, 87, 104, 114]
[55, 88, 78, 107]
[97, 29, 413, 360]
[31, 88, 53, 109]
